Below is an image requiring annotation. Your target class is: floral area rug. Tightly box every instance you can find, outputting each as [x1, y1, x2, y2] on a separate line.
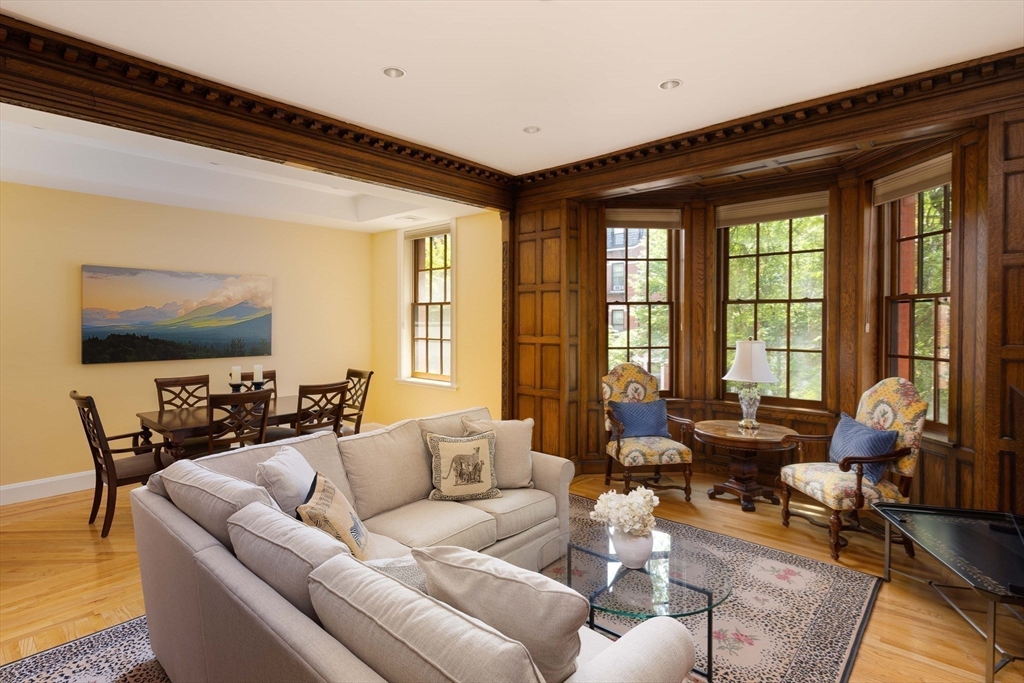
[0, 616, 163, 683]
[552, 494, 880, 683]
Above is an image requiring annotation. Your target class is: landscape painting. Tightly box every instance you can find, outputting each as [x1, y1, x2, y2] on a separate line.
[82, 266, 272, 364]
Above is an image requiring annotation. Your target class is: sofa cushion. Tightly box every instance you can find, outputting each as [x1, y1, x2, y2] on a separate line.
[297, 473, 374, 560]
[463, 417, 535, 489]
[367, 532, 411, 560]
[412, 546, 589, 683]
[255, 445, 317, 516]
[148, 432, 354, 503]
[309, 554, 542, 683]
[227, 502, 350, 620]
[338, 419, 432, 520]
[416, 406, 491, 440]
[426, 431, 501, 502]
[159, 459, 276, 550]
[461, 488, 557, 540]
[363, 499, 497, 551]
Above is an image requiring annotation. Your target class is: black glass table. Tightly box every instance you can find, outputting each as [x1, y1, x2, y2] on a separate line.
[872, 502, 1024, 683]
[540, 521, 732, 682]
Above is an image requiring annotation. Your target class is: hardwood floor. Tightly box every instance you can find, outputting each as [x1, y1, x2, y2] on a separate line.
[0, 473, 1021, 682]
[0, 484, 145, 665]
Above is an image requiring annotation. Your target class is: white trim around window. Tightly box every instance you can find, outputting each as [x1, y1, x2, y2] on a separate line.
[397, 220, 457, 389]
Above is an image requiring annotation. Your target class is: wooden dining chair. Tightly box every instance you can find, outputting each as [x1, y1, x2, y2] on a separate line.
[154, 374, 211, 458]
[207, 389, 273, 454]
[240, 370, 277, 399]
[71, 391, 164, 537]
[155, 374, 210, 410]
[341, 369, 374, 436]
[263, 380, 351, 441]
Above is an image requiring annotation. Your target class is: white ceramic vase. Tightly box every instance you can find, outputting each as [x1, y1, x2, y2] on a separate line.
[610, 528, 654, 569]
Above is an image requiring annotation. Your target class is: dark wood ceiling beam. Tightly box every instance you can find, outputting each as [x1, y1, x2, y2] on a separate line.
[0, 14, 515, 210]
[517, 48, 1024, 202]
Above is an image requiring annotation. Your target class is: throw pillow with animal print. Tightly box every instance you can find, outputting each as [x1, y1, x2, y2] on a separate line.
[297, 473, 374, 560]
[425, 432, 501, 502]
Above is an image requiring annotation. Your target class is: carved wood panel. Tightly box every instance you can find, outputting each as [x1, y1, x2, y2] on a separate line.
[985, 109, 1024, 512]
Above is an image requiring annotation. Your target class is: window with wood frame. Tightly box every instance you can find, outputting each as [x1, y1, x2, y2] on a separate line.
[605, 210, 679, 393]
[411, 232, 452, 381]
[883, 184, 952, 425]
[721, 214, 827, 404]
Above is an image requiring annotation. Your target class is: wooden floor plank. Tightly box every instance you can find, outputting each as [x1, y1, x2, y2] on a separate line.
[0, 475, 1021, 681]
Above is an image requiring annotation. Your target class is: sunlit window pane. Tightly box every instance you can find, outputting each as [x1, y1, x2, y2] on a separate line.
[606, 226, 674, 394]
[411, 232, 452, 380]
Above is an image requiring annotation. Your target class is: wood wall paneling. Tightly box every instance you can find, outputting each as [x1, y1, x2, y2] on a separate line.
[986, 108, 1024, 512]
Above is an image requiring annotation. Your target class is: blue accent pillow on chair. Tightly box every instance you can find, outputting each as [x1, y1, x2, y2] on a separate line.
[828, 413, 897, 485]
[609, 400, 671, 439]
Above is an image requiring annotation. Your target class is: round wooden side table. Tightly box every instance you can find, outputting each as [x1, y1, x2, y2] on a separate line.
[693, 420, 797, 513]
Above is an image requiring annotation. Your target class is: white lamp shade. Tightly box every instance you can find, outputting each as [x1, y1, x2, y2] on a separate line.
[723, 339, 778, 384]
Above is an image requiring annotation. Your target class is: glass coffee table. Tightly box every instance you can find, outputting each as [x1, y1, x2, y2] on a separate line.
[541, 519, 733, 682]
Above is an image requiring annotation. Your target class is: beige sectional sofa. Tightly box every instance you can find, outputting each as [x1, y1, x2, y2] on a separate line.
[131, 407, 696, 683]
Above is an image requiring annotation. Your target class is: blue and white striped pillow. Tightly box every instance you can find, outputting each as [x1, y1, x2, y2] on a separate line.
[828, 413, 897, 485]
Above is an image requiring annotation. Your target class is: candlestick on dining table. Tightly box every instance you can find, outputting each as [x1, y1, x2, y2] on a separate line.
[253, 364, 263, 383]
[230, 365, 241, 384]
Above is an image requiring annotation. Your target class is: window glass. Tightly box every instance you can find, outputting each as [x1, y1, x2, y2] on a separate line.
[412, 233, 452, 380]
[885, 184, 951, 423]
[606, 226, 673, 392]
[723, 216, 826, 401]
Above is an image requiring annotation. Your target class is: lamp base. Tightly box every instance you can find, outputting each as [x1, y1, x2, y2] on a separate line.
[737, 382, 761, 431]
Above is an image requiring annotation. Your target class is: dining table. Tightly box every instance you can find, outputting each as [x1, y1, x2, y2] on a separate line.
[137, 395, 301, 460]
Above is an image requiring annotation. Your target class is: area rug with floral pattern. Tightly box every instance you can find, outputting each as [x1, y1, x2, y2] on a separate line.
[0, 495, 879, 683]
[557, 494, 880, 683]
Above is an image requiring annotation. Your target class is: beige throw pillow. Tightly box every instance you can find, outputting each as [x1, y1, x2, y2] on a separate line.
[462, 417, 535, 489]
[297, 473, 374, 560]
[255, 445, 317, 516]
[412, 545, 589, 683]
[425, 431, 501, 502]
[309, 554, 543, 683]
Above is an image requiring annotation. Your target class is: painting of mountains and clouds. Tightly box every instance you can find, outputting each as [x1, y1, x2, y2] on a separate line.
[82, 266, 272, 364]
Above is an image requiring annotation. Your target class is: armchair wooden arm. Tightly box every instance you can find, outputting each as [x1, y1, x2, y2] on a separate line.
[837, 447, 912, 509]
[106, 429, 154, 449]
[781, 432, 833, 462]
[605, 407, 625, 453]
[666, 414, 695, 435]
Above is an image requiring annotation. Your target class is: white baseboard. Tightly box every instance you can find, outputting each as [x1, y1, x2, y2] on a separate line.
[0, 470, 96, 506]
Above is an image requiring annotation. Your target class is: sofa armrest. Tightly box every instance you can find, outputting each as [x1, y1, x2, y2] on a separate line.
[530, 451, 575, 540]
[567, 617, 695, 683]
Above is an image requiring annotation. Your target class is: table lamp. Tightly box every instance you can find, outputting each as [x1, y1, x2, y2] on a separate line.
[723, 337, 778, 430]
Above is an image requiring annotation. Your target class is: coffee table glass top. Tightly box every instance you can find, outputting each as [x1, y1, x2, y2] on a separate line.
[541, 517, 733, 620]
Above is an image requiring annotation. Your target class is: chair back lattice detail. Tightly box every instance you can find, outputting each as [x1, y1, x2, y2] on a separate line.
[240, 370, 277, 399]
[343, 369, 374, 434]
[207, 390, 272, 453]
[70, 391, 113, 474]
[155, 375, 210, 410]
[855, 377, 928, 477]
[601, 363, 660, 432]
[296, 381, 350, 436]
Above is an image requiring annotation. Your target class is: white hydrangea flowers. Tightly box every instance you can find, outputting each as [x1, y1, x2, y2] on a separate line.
[590, 487, 659, 537]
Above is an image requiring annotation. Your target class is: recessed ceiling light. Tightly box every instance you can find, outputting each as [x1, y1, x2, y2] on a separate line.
[382, 67, 406, 79]
[523, 126, 541, 134]
[659, 79, 682, 90]
[396, 215, 423, 222]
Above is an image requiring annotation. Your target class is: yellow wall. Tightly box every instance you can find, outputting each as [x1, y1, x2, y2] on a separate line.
[366, 212, 503, 425]
[0, 183, 373, 486]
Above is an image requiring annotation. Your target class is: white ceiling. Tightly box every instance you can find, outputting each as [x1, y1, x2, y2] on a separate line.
[0, 104, 485, 232]
[2, 1, 1021, 175]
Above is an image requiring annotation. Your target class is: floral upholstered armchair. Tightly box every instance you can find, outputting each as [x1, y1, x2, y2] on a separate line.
[602, 363, 693, 500]
[779, 377, 928, 560]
